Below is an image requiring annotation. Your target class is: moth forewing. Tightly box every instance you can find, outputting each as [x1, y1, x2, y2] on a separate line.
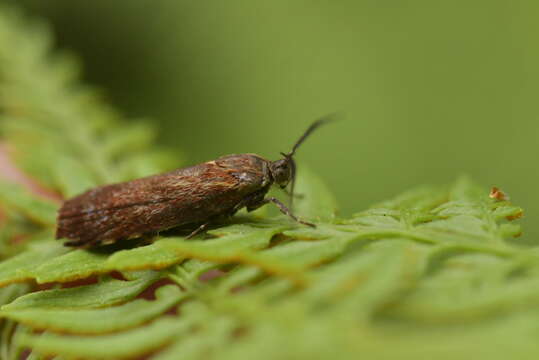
[56, 115, 334, 247]
[57, 155, 270, 247]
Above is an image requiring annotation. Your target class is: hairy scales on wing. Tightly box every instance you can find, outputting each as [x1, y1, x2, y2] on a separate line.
[56, 154, 270, 244]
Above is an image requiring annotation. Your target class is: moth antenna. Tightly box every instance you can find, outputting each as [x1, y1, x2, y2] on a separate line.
[281, 113, 338, 208]
[288, 113, 338, 157]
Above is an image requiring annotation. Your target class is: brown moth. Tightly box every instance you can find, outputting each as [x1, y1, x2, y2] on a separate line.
[56, 116, 333, 248]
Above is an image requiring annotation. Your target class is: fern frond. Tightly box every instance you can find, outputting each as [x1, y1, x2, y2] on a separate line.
[0, 5, 534, 360]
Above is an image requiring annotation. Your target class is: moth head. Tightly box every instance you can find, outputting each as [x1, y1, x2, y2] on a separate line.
[270, 155, 295, 189]
[270, 114, 336, 202]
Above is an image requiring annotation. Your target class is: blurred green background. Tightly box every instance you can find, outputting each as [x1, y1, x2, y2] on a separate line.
[12, 1, 539, 239]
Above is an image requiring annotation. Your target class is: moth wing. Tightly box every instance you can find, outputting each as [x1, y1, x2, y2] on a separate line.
[56, 157, 266, 245]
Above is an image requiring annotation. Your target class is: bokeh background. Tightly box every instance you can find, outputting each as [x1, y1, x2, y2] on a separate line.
[12, 1, 539, 239]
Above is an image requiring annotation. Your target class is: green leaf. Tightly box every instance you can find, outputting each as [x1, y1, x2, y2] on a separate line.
[0, 241, 68, 286]
[1, 285, 185, 334]
[1, 4, 537, 360]
[107, 223, 287, 271]
[17, 316, 192, 359]
[294, 166, 338, 221]
[153, 317, 237, 360]
[30, 249, 109, 284]
[0, 182, 57, 227]
[2, 271, 160, 310]
[52, 155, 98, 198]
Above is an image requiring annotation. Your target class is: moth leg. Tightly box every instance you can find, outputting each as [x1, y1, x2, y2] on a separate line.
[141, 232, 158, 245]
[186, 222, 210, 239]
[253, 197, 315, 228]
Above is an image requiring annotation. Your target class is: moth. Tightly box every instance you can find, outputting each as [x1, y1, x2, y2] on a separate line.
[56, 116, 333, 248]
